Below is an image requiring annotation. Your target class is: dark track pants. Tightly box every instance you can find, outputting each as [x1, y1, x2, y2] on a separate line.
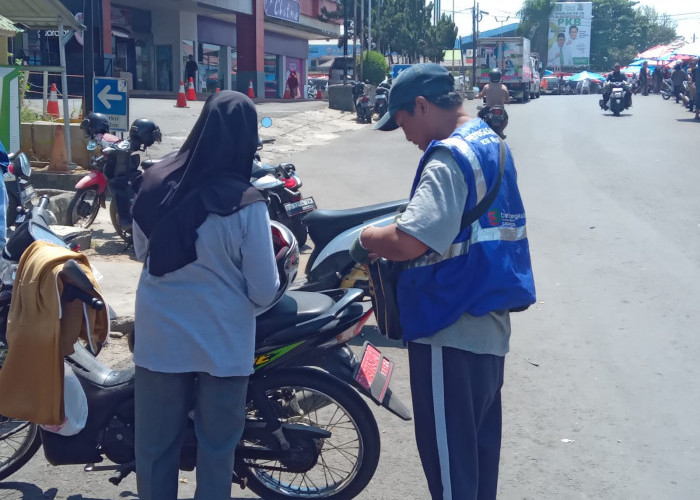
[408, 343, 505, 500]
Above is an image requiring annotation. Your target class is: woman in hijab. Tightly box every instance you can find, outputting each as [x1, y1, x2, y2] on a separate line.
[131, 91, 280, 500]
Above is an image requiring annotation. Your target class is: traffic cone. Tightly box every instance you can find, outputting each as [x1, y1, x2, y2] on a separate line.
[283, 84, 291, 99]
[186, 77, 197, 100]
[316, 87, 323, 100]
[247, 79, 256, 99]
[49, 125, 68, 171]
[216, 87, 220, 93]
[47, 83, 60, 118]
[175, 81, 188, 108]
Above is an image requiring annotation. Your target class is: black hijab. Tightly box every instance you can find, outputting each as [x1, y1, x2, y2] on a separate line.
[133, 91, 264, 276]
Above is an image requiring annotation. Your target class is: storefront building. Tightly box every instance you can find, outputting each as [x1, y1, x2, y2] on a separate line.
[11, 0, 341, 99]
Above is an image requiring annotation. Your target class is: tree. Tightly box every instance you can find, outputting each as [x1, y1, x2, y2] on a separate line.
[380, 0, 433, 62]
[362, 50, 389, 84]
[516, 0, 557, 64]
[425, 13, 459, 63]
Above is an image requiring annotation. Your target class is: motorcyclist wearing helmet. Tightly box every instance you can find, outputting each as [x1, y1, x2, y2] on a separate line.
[601, 63, 631, 110]
[477, 68, 510, 138]
[477, 68, 510, 107]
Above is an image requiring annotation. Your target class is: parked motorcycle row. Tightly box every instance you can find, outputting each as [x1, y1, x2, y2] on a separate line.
[0, 113, 413, 498]
[351, 78, 393, 124]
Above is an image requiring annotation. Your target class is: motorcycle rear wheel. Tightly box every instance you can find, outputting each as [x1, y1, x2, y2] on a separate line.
[0, 346, 42, 481]
[242, 370, 380, 500]
[109, 199, 133, 244]
[67, 186, 101, 228]
[662, 92, 671, 100]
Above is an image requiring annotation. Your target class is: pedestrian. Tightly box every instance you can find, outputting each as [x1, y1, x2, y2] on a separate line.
[131, 90, 281, 500]
[185, 55, 198, 91]
[286, 70, 299, 98]
[652, 65, 663, 94]
[351, 63, 536, 500]
[693, 59, 700, 120]
[671, 63, 686, 104]
[639, 61, 649, 96]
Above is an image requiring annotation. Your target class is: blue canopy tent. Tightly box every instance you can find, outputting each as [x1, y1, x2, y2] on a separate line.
[569, 70, 605, 82]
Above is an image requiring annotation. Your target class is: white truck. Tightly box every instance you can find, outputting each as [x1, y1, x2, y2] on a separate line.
[477, 37, 541, 102]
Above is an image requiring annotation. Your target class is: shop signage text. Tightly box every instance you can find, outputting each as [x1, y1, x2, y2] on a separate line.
[265, 0, 300, 23]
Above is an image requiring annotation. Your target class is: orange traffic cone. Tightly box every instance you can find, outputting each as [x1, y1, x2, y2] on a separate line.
[186, 77, 197, 100]
[175, 81, 188, 108]
[283, 84, 291, 99]
[47, 83, 60, 118]
[215, 87, 220, 93]
[49, 125, 68, 171]
[316, 88, 323, 100]
[247, 79, 256, 99]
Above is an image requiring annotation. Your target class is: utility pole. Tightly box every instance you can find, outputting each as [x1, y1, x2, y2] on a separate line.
[343, 3, 348, 84]
[471, 0, 477, 89]
[451, 0, 455, 74]
[368, 0, 372, 54]
[360, 0, 364, 80]
[353, 0, 358, 81]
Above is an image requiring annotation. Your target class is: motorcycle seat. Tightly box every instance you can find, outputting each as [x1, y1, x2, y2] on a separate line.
[303, 200, 408, 250]
[256, 291, 334, 340]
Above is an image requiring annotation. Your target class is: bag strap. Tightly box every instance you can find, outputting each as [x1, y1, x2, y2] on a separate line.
[459, 138, 506, 230]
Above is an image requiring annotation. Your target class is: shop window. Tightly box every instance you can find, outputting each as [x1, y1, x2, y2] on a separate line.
[198, 42, 224, 93]
[264, 54, 280, 98]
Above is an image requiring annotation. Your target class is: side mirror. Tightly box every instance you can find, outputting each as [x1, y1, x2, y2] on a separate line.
[260, 117, 273, 128]
[87, 140, 98, 151]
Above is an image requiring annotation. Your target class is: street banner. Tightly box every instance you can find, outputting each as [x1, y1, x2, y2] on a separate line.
[0, 67, 21, 152]
[546, 2, 592, 69]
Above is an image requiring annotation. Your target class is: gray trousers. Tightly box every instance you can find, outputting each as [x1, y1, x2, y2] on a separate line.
[135, 366, 248, 500]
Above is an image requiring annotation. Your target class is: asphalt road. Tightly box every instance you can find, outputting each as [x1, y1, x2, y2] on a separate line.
[4, 93, 700, 499]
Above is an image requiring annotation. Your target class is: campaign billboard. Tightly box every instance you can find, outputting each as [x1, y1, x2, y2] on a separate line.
[546, 2, 592, 69]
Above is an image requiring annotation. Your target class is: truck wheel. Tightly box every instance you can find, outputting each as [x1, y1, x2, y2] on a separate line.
[522, 91, 530, 102]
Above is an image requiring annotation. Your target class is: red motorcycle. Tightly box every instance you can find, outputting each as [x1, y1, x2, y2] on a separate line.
[66, 113, 120, 228]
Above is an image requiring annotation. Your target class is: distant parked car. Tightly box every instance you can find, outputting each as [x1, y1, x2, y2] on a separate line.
[540, 76, 561, 95]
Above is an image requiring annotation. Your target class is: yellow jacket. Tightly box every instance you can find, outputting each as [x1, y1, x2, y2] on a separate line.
[0, 241, 109, 425]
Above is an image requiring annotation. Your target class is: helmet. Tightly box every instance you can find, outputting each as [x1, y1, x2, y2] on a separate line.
[80, 112, 110, 138]
[489, 68, 502, 83]
[128, 119, 162, 149]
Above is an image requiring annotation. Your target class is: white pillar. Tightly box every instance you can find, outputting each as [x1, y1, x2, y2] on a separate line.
[58, 19, 73, 168]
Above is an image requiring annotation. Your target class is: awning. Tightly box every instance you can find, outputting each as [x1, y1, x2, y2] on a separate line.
[0, 0, 84, 31]
[0, 13, 24, 37]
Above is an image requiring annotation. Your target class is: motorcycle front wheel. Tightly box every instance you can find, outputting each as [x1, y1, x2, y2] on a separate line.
[109, 199, 133, 244]
[241, 370, 381, 500]
[662, 92, 671, 100]
[0, 346, 42, 481]
[66, 187, 101, 228]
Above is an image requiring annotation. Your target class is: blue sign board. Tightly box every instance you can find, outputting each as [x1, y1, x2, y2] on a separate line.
[93, 77, 128, 131]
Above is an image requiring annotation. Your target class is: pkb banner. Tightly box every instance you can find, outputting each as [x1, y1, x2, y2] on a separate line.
[546, 2, 592, 69]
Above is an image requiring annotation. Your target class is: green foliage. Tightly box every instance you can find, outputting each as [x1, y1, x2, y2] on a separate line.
[516, 0, 557, 62]
[362, 51, 389, 84]
[589, 0, 677, 70]
[380, 0, 434, 62]
[425, 13, 459, 63]
[20, 106, 42, 123]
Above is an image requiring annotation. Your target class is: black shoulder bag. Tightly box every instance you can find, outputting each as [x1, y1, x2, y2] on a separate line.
[367, 139, 507, 340]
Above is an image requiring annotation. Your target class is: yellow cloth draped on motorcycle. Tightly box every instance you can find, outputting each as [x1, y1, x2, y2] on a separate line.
[0, 242, 109, 425]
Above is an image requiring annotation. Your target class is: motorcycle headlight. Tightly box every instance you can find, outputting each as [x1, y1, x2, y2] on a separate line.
[17, 153, 31, 177]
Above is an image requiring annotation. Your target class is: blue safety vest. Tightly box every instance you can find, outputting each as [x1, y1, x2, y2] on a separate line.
[397, 119, 536, 342]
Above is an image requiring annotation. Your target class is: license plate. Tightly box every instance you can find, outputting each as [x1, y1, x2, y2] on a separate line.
[283, 197, 316, 216]
[354, 342, 394, 404]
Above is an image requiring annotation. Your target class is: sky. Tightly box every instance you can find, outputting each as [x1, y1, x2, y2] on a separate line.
[446, 0, 699, 43]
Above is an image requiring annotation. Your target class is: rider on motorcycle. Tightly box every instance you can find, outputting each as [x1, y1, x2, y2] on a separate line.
[477, 68, 510, 138]
[601, 63, 632, 110]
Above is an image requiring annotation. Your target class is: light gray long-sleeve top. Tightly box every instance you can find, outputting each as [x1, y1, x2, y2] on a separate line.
[132, 201, 280, 376]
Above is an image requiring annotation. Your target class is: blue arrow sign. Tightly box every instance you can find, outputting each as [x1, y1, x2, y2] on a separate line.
[93, 77, 129, 131]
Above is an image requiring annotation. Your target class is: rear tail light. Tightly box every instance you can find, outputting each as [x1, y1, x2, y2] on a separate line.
[284, 177, 298, 189]
[336, 308, 374, 344]
[361, 96, 369, 102]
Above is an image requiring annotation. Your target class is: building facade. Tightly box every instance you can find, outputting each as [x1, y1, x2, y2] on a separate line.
[12, 0, 341, 99]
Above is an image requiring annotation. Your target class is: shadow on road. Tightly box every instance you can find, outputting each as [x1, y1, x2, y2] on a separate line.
[676, 118, 700, 123]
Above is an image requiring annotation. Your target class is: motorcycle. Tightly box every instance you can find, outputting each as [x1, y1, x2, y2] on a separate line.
[352, 81, 372, 124]
[477, 104, 508, 139]
[660, 78, 673, 100]
[600, 81, 631, 116]
[66, 114, 121, 228]
[0, 207, 411, 499]
[3, 151, 37, 227]
[374, 81, 390, 117]
[253, 117, 315, 246]
[294, 200, 408, 292]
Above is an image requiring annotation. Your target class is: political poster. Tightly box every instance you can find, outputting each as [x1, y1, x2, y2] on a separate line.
[546, 2, 592, 69]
